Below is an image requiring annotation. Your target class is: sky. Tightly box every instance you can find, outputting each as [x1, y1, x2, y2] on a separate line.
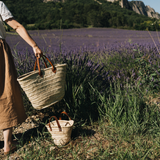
[128, 0, 160, 14]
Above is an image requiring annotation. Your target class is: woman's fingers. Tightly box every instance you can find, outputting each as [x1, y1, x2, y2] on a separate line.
[36, 52, 41, 58]
[33, 46, 43, 58]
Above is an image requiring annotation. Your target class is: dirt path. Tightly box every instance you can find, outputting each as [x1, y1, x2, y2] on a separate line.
[0, 112, 101, 160]
[0, 112, 45, 160]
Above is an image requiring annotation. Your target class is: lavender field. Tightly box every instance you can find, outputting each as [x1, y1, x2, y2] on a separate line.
[7, 28, 160, 93]
[5, 28, 160, 159]
[6, 28, 160, 53]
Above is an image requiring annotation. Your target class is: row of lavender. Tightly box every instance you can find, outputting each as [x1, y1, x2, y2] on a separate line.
[7, 28, 160, 84]
[6, 28, 160, 53]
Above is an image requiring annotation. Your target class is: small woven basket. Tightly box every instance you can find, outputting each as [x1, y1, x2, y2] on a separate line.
[17, 55, 67, 110]
[46, 112, 74, 146]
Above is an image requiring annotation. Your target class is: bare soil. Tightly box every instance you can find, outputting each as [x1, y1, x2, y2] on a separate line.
[0, 112, 45, 159]
[0, 112, 101, 160]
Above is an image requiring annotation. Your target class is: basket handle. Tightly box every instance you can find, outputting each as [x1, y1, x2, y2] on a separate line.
[48, 116, 62, 132]
[59, 111, 71, 120]
[34, 55, 56, 77]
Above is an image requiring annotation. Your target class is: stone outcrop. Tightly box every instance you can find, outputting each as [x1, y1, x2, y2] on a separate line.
[145, 5, 160, 19]
[106, 0, 160, 19]
[107, 0, 130, 9]
[129, 1, 160, 19]
[129, 1, 147, 15]
[120, 0, 130, 9]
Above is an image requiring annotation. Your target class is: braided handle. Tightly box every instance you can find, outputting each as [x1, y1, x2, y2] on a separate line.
[34, 55, 56, 77]
[48, 116, 62, 132]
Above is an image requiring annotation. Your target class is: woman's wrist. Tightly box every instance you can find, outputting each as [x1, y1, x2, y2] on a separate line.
[32, 44, 38, 48]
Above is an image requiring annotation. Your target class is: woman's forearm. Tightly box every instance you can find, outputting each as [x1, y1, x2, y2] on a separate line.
[15, 24, 37, 48]
[6, 18, 43, 57]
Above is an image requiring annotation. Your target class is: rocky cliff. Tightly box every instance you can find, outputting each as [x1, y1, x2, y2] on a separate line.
[107, 0, 130, 9]
[129, 1, 160, 19]
[145, 5, 160, 19]
[129, 1, 147, 15]
[106, 0, 160, 19]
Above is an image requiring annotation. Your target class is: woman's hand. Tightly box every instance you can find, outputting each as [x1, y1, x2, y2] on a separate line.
[33, 45, 43, 58]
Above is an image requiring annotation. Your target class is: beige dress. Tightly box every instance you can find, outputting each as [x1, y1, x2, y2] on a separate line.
[0, 1, 27, 130]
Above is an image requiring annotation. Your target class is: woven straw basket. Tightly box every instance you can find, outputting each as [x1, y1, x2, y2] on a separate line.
[46, 112, 74, 146]
[17, 55, 67, 110]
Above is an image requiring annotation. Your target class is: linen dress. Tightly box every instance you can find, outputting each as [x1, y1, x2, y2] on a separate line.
[0, 1, 27, 130]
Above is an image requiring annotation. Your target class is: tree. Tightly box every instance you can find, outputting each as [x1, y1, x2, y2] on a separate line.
[100, 11, 111, 27]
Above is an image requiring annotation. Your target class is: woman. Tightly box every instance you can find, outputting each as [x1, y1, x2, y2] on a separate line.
[0, 1, 43, 155]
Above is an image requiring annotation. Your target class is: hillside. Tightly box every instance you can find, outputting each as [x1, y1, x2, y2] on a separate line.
[105, 0, 160, 19]
[3, 0, 158, 31]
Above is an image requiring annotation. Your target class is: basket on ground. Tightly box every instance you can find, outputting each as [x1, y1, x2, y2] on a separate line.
[46, 111, 74, 146]
[17, 55, 67, 110]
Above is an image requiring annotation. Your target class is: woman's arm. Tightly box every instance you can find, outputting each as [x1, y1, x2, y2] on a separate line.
[5, 18, 43, 58]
